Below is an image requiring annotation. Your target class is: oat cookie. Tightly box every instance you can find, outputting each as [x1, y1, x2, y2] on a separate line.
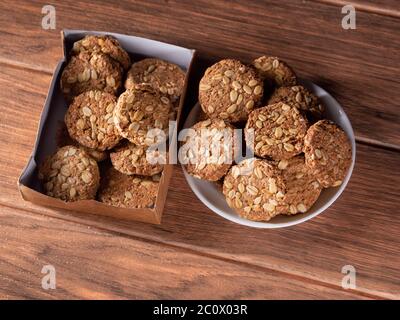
[199, 59, 263, 123]
[59, 125, 108, 162]
[304, 120, 352, 188]
[65, 90, 121, 151]
[38, 146, 100, 201]
[252, 56, 297, 88]
[76, 145, 108, 162]
[223, 158, 286, 221]
[60, 51, 122, 101]
[98, 167, 159, 208]
[114, 86, 172, 146]
[277, 156, 322, 215]
[183, 119, 236, 181]
[268, 85, 324, 121]
[110, 141, 166, 176]
[245, 102, 308, 160]
[125, 58, 186, 102]
[71, 35, 131, 70]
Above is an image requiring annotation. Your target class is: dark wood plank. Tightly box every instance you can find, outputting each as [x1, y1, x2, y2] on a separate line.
[0, 0, 399, 146]
[0, 64, 399, 299]
[0, 205, 367, 299]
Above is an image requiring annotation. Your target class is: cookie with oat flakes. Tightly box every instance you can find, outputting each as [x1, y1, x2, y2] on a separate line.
[252, 56, 297, 88]
[110, 141, 166, 176]
[60, 51, 122, 101]
[98, 167, 160, 208]
[58, 124, 108, 162]
[38, 145, 100, 201]
[223, 158, 286, 221]
[125, 58, 186, 103]
[277, 155, 322, 215]
[71, 35, 131, 70]
[304, 120, 352, 188]
[114, 86, 172, 146]
[182, 118, 237, 181]
[245, 102, 308, 160]
[199, 59, 263, 123]
[268, 85, 324, 121]
[65, 90, 121, 151]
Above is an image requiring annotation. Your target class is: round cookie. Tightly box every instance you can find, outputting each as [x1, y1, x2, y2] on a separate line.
[245, 102, 308, 160]
[304, 120, 352, 188]
[277, 156, 322, 215]
[58, 125, 108, 162]
[199, 59, 263, 123]
[75, 145, 108, 162]
[182, 119, 236, 181]
[110, 141, 166, 176]
[71, 35, 131, 70]
[38, 146, 100, 201]
[60, 51, 122, 101]
[114, 86, 172, 146]
[223, 158, 286, 221]
[268, 85, 324, 121]
[63, 135, 108, 162]
[98, 167, 159, 208]
[65, 90, 121, 151]
[125, 58, 186, 102]
[252, 56, 297, 88]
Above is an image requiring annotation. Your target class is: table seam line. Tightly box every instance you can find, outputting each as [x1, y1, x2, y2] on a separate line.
[311, 0, 400, 19]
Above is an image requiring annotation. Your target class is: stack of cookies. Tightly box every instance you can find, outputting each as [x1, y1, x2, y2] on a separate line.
[185, 56, 352, 222]
[39, 35, 186, 209]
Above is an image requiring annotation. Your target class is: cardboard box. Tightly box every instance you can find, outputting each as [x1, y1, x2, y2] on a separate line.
[18, 29, 196, 224]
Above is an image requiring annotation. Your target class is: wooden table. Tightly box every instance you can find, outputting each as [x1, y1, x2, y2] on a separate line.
[0, 0, 399, 299]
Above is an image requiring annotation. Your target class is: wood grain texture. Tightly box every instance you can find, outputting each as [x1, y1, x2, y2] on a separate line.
[0, 0, 399, 147]
[1, 0, 400, 300]
[0, 64, 399, 299]
[316, 0, 400, 18]
[0, 206, 368, 299]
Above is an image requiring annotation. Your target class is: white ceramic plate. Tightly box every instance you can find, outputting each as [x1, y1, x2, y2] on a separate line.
[182, 80, 356, 228]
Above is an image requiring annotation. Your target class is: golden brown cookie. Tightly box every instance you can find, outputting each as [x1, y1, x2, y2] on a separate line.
[277, 156, 322, 215]
[75, 145, 108, 162]
[60, 51, 122, 101]
[38, 146, 100, 201]
[223, 158, 286, 221]
[110, 141, 166, 176]
[58, 125, 108, 162]
[245, 102, 308, 160]
[114, 86, 172, 146]
[71, 35, 131, 70]
[252, 56, 297, 88]
[98, 167, 159, 208]
[125, 58, 186, 102]
[268, 85, 324, 121]
[304, 120, 352, 188]
[65, 90, 121, 151]
[199, 59, 263, 123]
[182, 119, 237, 181]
